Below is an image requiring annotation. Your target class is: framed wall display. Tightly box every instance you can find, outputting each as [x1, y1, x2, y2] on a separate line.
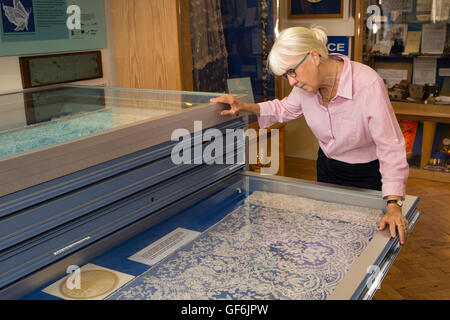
[19, 51, 103, 89]
[288, 0, 344, 19]
[0, 0, 106, 56]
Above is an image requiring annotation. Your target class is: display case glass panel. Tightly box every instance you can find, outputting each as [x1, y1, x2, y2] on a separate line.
[362, 0, 450, 103]
[21, 172, 419, 300]
[0, 86, 224, 160]
[0, 85, 243, 198]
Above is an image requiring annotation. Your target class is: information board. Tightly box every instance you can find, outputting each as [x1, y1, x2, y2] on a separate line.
[0, 0, 106, 56]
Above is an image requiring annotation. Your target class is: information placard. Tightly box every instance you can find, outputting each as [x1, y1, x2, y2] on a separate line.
[0, 0, 106, 56]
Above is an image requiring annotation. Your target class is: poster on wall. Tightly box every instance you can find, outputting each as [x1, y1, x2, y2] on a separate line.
[0, 0, 106, 56]
[327, 36, 349, 56]
[288, 0, 344, 19]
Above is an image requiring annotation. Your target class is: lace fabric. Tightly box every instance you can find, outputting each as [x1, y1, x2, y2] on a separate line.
[107, 191, 382, 300]
[189, 0, 228, 71]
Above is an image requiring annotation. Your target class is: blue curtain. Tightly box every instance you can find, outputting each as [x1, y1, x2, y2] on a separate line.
[220, 0, 275, 103]
[189, 0, 275, 102]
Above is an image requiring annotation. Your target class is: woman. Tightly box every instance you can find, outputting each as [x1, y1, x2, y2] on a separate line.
[211, 26, 410, 245]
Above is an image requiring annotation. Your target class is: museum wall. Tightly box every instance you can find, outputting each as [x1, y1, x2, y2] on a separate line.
[0, 0, 117, 95]
[110, 0, 187, 90]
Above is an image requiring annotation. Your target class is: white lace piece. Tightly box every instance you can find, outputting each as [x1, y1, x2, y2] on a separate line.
[189, 0, 228, 70]
[107, 191, 383, 300]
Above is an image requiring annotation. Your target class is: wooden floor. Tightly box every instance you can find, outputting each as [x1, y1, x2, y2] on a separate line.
[284, 156, 450, 300]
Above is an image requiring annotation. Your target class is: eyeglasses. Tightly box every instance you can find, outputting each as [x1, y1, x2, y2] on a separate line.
[282, 53, 309, 80]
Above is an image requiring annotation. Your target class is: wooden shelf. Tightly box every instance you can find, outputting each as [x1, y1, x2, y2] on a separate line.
[392, 101, 450, 123]
[354, 2, 450, 184]
[364, 53, 450, 59]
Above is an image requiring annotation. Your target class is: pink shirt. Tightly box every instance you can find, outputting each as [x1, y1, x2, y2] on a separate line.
[258, 53, 409, 199]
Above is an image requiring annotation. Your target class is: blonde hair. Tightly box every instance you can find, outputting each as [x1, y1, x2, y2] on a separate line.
[268, 26, 329, 76]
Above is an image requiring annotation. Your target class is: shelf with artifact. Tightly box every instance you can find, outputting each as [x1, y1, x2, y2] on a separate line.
[354, 0, 450, 182]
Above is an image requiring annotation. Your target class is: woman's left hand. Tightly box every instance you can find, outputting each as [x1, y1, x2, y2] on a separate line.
[379, 205, 409, 245]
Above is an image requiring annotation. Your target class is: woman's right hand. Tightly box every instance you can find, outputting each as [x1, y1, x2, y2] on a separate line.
[210, 94, 245, 116]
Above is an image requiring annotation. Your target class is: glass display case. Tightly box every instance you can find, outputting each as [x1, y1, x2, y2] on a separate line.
[354, 0, 450, 182]
[19, 172, 420, 300]
[0, 85, 225, 160]
[0, 85, 247, 298]
[0, 85, 240, 197]
[0, 85, 421, 300]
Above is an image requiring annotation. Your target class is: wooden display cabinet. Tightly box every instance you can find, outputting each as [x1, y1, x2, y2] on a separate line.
[354, 0, 450, 183]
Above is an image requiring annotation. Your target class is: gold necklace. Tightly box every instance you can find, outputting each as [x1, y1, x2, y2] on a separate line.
[322, 61, 338, 102]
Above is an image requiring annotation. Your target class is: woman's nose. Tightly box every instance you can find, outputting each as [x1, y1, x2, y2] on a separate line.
[288, 76, 298, 86]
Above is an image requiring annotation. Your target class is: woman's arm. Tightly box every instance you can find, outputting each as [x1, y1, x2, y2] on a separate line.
[363, 78, 410, 245]
[364, 78, 409, 200]
[211, 87, 304, 129]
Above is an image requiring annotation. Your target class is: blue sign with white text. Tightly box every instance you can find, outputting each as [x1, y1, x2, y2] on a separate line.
[327, 36, 349, 56]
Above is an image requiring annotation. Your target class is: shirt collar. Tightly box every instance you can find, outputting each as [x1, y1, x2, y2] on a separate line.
[329, 53, 353, 100]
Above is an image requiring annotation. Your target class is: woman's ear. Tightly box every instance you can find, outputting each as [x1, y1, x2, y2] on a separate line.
[310, 49, 321, 67]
